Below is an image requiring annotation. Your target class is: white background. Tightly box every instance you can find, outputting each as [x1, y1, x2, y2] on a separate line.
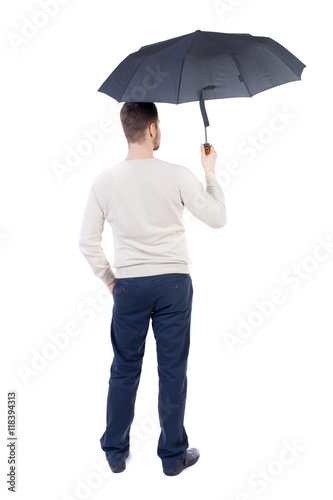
[1, 0, 332, 499]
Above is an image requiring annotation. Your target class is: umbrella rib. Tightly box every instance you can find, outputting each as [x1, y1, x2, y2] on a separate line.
[176, 32, 198, 104]
[263, 38, 306, 79]
[229, 53, 252, 97]
[120, 57, 147, 102]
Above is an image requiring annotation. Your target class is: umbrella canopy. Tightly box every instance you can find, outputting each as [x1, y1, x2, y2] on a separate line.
[98, 30, 305, 152]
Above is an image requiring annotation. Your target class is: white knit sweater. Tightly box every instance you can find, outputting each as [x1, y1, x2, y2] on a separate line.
[79, 158, 226, 285]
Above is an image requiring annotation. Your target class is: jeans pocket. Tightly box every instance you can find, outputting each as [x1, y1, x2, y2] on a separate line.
[113, 280, 139, 296]
[161, 275, 191, 289]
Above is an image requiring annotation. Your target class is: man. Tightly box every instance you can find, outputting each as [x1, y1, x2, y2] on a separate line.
[78, 102, 226, 476]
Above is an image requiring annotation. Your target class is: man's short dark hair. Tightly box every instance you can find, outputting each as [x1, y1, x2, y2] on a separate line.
[120, 102, 158, 144]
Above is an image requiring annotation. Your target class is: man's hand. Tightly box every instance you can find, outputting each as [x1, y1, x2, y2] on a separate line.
[107, 282, 115, 296]
[201, 144, 217, 174]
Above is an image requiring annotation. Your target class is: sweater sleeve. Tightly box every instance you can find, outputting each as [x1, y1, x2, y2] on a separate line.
[179, 169, 227, 229]
[78, 185, 115, 286]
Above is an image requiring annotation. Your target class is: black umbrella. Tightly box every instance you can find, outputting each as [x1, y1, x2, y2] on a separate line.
[98, 30, 305, 154]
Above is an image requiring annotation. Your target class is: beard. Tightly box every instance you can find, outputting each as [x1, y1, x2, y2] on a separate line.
[153, 128, 161, 151]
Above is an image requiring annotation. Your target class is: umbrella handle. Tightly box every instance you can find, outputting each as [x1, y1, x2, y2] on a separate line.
[200, 87, 215, 155]
[204, 143, 211, 155]
[204, 126, 211, 155]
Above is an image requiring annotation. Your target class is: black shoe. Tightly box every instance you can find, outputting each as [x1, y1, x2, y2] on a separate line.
[163, 448, 200, 476]
[108, 451, 130, 473]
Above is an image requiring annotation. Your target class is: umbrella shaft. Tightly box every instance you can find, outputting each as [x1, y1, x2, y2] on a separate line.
[205, 127, 207, 144]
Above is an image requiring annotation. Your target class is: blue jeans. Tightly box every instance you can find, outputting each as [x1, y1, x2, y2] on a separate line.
[100, 273, 193, 471]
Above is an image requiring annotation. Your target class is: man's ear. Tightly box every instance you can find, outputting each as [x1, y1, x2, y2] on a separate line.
[148, 122, 155, 137]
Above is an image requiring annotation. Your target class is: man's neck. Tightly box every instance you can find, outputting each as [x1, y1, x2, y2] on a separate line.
[125, 143, 154, 161]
